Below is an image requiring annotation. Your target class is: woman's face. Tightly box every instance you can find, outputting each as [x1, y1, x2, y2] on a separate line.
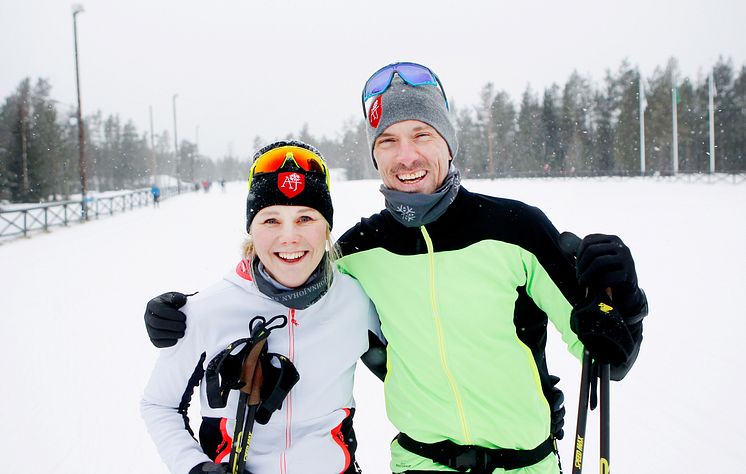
[250, 205, 328, 288]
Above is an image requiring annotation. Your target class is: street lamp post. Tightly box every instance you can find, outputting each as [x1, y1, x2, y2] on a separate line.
[72, 4, 88, 219]
[193, 124, 198, 182]
[149, 105, 157, 185]
[172, 93, 179, 193]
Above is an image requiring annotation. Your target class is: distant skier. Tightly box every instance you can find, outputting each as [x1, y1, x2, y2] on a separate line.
[150, 184, 161, 208]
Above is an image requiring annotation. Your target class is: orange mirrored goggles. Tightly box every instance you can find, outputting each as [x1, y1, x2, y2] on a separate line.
[248, 145, 330, 189]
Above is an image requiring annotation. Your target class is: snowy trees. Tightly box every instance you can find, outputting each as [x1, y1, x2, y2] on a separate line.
[1, 57, 745, 203]
[0, 78, 249, 203]
[0, 78, 76, 202]
[451, 58, 746, 178]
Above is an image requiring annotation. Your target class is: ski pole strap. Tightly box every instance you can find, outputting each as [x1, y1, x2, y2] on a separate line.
[396, 433, 556, 472]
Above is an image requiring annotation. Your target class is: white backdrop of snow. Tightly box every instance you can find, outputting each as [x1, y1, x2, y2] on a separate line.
[1, 178, 744, 473]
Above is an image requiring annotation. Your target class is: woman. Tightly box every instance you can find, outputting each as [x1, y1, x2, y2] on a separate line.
[141, 140, 380, 474]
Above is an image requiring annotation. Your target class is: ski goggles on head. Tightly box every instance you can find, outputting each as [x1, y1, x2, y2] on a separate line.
[361, 62, 449, 118]
[248, 145, 330, 189]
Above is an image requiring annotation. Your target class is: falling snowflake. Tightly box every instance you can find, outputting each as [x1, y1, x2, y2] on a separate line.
[396, 205, 416, 222]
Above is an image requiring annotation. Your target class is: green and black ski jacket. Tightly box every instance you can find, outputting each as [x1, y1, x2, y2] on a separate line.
[337, 186, 641, 473]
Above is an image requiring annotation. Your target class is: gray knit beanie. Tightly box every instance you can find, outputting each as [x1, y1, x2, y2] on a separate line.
[365, 74, 458, 167]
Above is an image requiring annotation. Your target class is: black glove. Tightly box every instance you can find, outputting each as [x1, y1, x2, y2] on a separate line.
[144, 291, 188, 348]
[570, 292, 636, 365]
[576, 234, 644, 317]
[189, 462, 228, 474]
[547, 375, 565, 440]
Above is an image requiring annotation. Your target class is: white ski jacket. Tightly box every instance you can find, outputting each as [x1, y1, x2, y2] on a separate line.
[141, 260, 380, 474]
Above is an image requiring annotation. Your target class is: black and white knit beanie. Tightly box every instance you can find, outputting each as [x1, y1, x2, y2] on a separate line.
[245, 140, 333, 231]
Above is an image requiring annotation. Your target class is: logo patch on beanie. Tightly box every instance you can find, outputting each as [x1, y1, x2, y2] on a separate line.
[368, 95, 382, 129]
[278, 172, 304, 198]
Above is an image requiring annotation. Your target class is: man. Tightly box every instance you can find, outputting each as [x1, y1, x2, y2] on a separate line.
[145, 62, 647, 473]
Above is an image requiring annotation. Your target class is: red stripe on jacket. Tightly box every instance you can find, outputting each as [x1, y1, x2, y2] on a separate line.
[215, 418, 232, 464]
[331, 408, 352, 473]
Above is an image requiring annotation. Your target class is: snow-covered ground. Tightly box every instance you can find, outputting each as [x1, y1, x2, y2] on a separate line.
[1, 178, 744, 473]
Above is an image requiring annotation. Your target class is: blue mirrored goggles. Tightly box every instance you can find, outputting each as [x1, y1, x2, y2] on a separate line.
[361, 62, 449, 118]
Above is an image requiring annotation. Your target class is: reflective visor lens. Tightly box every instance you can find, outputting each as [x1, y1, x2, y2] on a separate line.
[249, 146, 328, 188]
[396, 63, 438, 85]
[363, 67, 396, 100]
[252, 146, 326, 174]
[362, 62, 439, 101]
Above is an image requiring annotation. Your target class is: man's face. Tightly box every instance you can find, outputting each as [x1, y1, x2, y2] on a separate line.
[373, 120, 451, 194]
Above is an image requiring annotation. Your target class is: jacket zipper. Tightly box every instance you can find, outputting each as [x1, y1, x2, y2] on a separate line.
[280, 307, 297, 473]
[420, 226, 472, 444]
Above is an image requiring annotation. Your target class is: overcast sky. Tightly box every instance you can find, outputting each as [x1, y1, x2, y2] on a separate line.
[2, 0, 744, 159]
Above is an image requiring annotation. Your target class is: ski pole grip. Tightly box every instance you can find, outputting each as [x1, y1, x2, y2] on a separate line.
[249, 364, 264, 406]
[240, 340, 266, 396]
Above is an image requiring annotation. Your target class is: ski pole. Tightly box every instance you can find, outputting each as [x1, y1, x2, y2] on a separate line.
[230, 392, 250, 474]
[232, 367, 262, 474]
[572, 350, 592, 474]
[599, 363, 610, 474]
[559, 231, 592, 474]
[560, 231, 614, 474]
[599, 285, 613, 474]
[229, 340, 266, 474]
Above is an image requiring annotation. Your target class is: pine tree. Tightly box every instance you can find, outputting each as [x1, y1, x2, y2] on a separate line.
[1, 79, 32, 201]
[491, 91, 516, 176]
[337, 119, 373, 180]
[85, 111, 103, 191]
[183, 141, 200, 183]
[612, 62, 642, 174]
[515, 86, 543, 173]
[455, 104, 484, 177]
[729, 65, 746, 172]
[711, 58, 739, 172]
[104, 115, 123, 189]
[541, 85, 560, 174]
[0, 88, 21, 201]
[593, 86, 614, 174]
[28, 78, 67, 200]
[675, 78, 703, 173]
[645, 58, 679, 174]
[0, 124, 9, 201]
[475, 83, 496, 177]
[154, 130, 174, 178]
[559, 71, 594, 174]
[121, 120, 148, 186]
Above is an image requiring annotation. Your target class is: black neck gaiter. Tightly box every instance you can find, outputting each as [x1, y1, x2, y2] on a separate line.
[380, 166, 461, 228]
[251, 255, 330, 310]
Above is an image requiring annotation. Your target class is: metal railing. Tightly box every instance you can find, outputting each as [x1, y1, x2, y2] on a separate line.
[0, 186, 183, 241]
